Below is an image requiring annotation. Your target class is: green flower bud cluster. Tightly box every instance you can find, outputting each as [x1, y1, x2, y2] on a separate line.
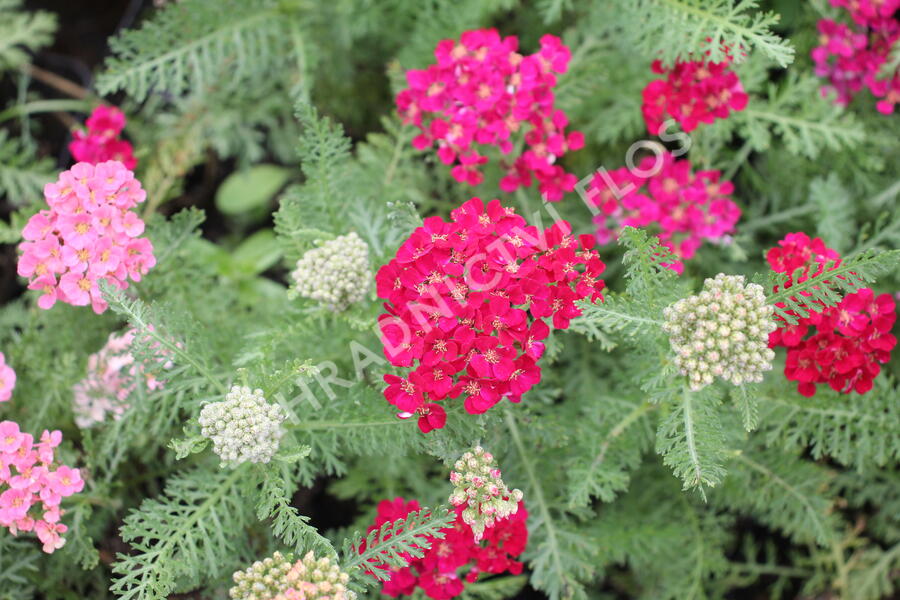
[663, 273, 776, 391]
[199, 385, 285, 466]
[230, 551, 356, 600]
[290, 232, 370, 312]
[449, 445, 523, 542]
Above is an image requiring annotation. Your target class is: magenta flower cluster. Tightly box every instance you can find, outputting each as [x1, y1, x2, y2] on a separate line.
[69, 105, 137, 169]
[586, 152, 741, 273]
[396, 28, 584, 201]
[17, 161, 156, 314]
[812, 0, 900, 114]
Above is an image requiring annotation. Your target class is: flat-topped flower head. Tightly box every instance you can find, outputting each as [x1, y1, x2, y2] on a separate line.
[587, 152, 740, 272]
[397, 29, 583, 201]
[69, 105, 137, 169]
[290, 232, 370, 312]
[17, 161, 155, 314]
[766, 233, 897, 396]
[364, 496, 528, 599]
[0, 421, 83, 553]
[199, 386, 285, 466]
[72, 328, 175, 428]
[449, 445, 522, 542]
[230, 551, 356, 600]
[642, 53, 749, 135]
[377, 197, 606, 432]
[664, 274, 776, 390]
[812, 2, 900, 114]
[0, 353, 15, 403]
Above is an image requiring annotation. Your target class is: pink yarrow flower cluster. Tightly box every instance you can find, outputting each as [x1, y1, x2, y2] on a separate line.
[69, 105, 137, 168]
[397, 29, 584, 201]
[377, 198, 606, 433]
[767, 233, 897, 396]
[586, 152, 740, 273]
[812, 0, 900, 114]
[0, 421, 84, 553]
[641, 53, 749, 135]
[72, 328, 175, 428]
[0, 353, 15, 403]
[17, 161, 156, 314]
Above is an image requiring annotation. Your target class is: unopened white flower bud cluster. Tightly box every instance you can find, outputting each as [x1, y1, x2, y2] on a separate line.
[449, 445, 523, 542]
[290, 232, 370, 312]
[663, 273, 776, 391]
[230, 551, 356, 600]
[199, 385, 285, 466]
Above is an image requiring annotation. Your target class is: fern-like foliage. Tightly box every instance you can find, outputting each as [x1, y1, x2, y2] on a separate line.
[256, 469, 335, 557]
[0, 131, 53, 206]
[759, 375, 900, 471]
[110, 466, 256, 600]
[712, 446, 839, 546]
[0, 535, 41, 600]
[0, 0, 56, 69]
[340, 506, 456, 583]
[765, 248, 900, 324]
[811, 173, 855, 253]
[597, 0, 795, 67]
[739, 73, 865, 159]
[97, 0, 294, 101]
[656, 386, 728, 498]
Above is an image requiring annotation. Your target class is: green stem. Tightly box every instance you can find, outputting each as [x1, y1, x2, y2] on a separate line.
[0, 99, 91, 124]
[739, 203, 816, 234]
[286, 420, 406, 431]
[504, 409, 565, 589]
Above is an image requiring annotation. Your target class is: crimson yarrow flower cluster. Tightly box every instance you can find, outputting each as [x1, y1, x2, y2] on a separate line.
[397, 28, 584, 201]
[69, 105, 137, 168]
[767, 233, 897, 396]
[664, 274, 776, 390]
[72, 328, 175, 428]
[641, 54, 749, 135]
[0, 352, 14, 403]
[449, 446, 522, 542]
[230, 550, 356, 600]
[17, 161, 156, 314]
[365, 497, 527, 600]
[587, 152, 740, 273]
[377, 198, 606, 433]
[1, 421, 84, 554]
[813, 0, 900, 114]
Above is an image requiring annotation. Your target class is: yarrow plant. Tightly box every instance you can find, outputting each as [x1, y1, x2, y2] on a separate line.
[377, 197, 605, 432]
[586, 152, 740, 272]
[198, 385, 285, 466]
[71, 328, 175, 428]
[69, 105, 137, 168]
[290, 232, 370, 312]
[641, 53, 749, 134]
[812, 0, 900, 113]
[397, 28, 584, 200]
[664, 274, 776, 390]
[448, 445, 522, 542]
[767, 233, 897, 396]
[364, 497, 528, 600]
[229, 551, 356, 600]
[17, 160, 156, 313]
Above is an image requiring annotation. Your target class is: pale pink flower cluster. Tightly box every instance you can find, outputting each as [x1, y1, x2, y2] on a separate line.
[0, 421, 84, 553]
[0, 353, 15, 403]
[17, 161, 156, 314]
[72, 328, 175, 428]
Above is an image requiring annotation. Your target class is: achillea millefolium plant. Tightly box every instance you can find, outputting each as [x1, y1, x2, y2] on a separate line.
[0, 1, 898, 599]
